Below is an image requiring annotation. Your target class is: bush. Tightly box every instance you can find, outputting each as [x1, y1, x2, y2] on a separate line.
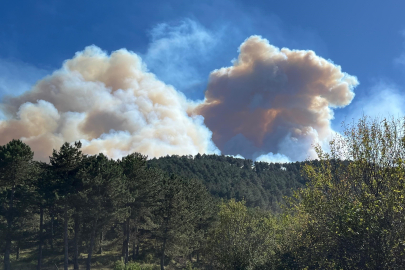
[292, 116, 405, 269]
[113, 259, 159, 270]
[113, 260, 141, 270]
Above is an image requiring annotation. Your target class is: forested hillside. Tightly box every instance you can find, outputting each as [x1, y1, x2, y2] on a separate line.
[149, 154, 308, 211]
[3, 118, 405, 270]
[0, 139, 311, 270]
[0, 140, 217, 270]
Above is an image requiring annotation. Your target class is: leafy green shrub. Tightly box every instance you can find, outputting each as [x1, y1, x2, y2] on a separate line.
[113, 260, 141, 270]
[113, 259, 159, 270]
[144, 253, 154, 264]
[183, 261, 197, 270]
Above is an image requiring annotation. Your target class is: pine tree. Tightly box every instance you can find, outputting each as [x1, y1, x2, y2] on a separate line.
[154, 174, 212, 270]
[120, 153, 163, 264]
[50, 141, 84, 270]
[79, 154, 126, 270]
[33, 161, 57, 270]
[0, 139, 34, 270]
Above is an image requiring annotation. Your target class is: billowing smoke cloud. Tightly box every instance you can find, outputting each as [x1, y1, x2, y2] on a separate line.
[0, 46, 219, 161]
[0, 35, 359, 163]
[195, 36, 358, 161]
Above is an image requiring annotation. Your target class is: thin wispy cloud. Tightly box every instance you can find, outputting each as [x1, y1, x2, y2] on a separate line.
[394, 30, 405, 67]
[0, 58, 49, 98]
[345, 80, 405, 123]
[339, 31, 405, 125]
[143, 19, 221, 98]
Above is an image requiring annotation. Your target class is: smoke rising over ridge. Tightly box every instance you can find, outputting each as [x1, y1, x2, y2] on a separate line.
[0, 36, 358, 162]
[195, 36, 358, 161]
[0, 46, 219, 161]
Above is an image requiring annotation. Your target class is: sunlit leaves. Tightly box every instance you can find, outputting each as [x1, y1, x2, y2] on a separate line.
[294, 116, 405, 268]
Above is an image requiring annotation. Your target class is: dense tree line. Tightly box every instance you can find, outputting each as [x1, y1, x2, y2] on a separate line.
[0, 140, 214, 270]
[148, 154, 309, 211]
[3, 116, 405, 269]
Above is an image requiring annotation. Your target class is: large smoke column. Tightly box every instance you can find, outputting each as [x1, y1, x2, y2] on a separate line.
[0, 36, 359, 162]
[0, 46, 219, 161]
[195, 36, 359, 161]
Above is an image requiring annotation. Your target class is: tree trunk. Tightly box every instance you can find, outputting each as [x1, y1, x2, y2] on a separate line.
[82, 222, 86, 252]
[16, 242, 20, 260]
[197, 252, 200, 263]
[73, 212, 80, 270]
[98, 230, 104, 254]
[132, 226, 138, 261]
[125, 218, 130, 265]
[86, 220, 97, 270]
[122, 222, 126, 258]
[160, 237, 167, 270]
[64, 204, 69, 270]
[37, 204, 44, 270]
[3, 238, 11, 270]
[50, 211, 54, 252]
[4, 187, 15, 270]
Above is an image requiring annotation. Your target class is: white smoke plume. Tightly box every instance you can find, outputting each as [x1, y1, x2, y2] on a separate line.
[0, 46, 219, 161]
[195, 36, 359, 161]
[0, 36, 359, 162]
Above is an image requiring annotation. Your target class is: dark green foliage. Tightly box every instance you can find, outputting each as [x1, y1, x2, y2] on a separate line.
[50, 141, 84, 199]
[0, 139, 34, 270]
[153, 174, 213, 270]
[120, 153, 162, 261]
[0, 139, 312, 269]
[6, 116, 405, 269]
[50, 141, 84, 270]
[79, 154, 127, 270]
[148, 154, 307, 210]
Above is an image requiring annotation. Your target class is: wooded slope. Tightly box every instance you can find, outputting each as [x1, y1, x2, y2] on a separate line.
[149, 154, 310, 211]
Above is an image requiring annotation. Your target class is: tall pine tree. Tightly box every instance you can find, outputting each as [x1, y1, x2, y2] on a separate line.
[50, 141, 83, 270]
[0, 140, 34, 270]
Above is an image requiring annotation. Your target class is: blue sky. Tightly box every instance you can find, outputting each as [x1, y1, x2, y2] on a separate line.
[2, 1, 405, 97]
[1, 0, 405, 160]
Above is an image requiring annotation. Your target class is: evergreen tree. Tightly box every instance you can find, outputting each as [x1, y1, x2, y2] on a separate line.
[33, 161, 57, 270]
[120, 153, 162, 264]
[182, 179, 216, 264]
[0, 139, 34, 270]
[154, 174, 188, 270]
[50, 141, 84, 270]
[153, 174, 213, 270]
[79, 153, 127, 270]
[149, 154, 306, 210]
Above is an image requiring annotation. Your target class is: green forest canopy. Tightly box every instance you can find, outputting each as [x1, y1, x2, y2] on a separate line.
[2, 117, 405, 269]
[149, 154, 310, 211]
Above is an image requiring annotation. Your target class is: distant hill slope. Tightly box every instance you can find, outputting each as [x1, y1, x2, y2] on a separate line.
[148, 154, 311, 211]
